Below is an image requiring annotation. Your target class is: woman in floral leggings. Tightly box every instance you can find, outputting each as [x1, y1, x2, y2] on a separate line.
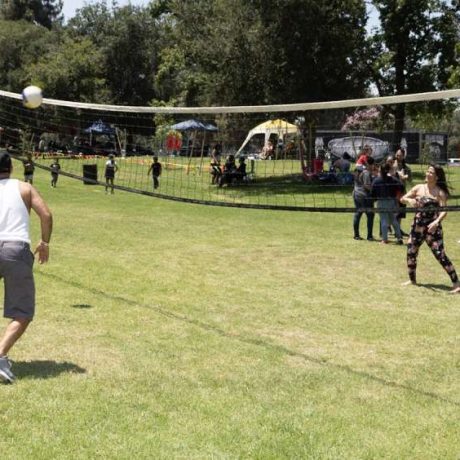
[400, 164, 460, 294]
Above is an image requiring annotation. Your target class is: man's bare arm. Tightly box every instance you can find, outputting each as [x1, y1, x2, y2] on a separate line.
[20, 182, 53, 264]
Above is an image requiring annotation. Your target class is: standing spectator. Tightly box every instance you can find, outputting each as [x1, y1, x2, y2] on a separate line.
[352, 157, 375, 241]
[394, 148, 411, 236]
[104, 154, 118, 194]
[23, 156, 35, 184]
[147, 156, 162, 190]
[38, 138, 46, 154]
[371, 162, 404, 244]
[0, 152, 53, 383]
[210, 143, 222, 185]
[356, 145, 372, 168]
[50, 158, 61, 188]
[400, 164, 460, 293]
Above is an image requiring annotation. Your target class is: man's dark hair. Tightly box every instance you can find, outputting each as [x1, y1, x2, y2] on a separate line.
[0, 152, 12, 173]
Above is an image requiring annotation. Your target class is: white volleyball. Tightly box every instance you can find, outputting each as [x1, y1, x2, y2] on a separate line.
[22, 85, 43, 109]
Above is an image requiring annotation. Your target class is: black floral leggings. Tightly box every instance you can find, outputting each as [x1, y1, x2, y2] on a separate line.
[407, 213, 459, 284]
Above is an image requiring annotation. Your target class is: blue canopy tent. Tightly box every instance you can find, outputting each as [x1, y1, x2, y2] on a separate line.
[170, 119, 218, 173]
[171, 120, 218, 132]
[84, 120, 118, 153]
[84, 120, 116, 135]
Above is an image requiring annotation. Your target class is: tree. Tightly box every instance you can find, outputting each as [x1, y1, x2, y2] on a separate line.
[68, 2, 160, 105]
[27, 37, 109, 102]
[0, 0, 63, 29]
[0, 19, 55, 91]
[157, 0, 368, 107]
[368, 0, 459, 148]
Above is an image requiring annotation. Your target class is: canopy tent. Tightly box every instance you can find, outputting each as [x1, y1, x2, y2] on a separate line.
[327, 136, 388, 161]
[84, 120, 116, 135]
[171, 119, 218, 132]
[84, 120, 119, 154]
[170, 119, 218, 174]
[237, 119, 299, 155]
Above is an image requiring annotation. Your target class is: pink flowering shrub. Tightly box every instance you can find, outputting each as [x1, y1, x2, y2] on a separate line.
[341, 106, 388, 132]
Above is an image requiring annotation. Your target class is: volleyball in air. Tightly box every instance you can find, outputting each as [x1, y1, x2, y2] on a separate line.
[22, 85, 43, 109]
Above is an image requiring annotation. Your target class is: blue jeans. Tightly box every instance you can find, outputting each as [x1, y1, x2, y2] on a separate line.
[376, 198, 402, 241]
[353, 195, 374, 239]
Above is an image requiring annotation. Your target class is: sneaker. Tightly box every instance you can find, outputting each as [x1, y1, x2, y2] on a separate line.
[353, 236, 363, 240]
[396, 239, 404, 245]
[0, 356, 15, 383]
[367, 236, 374, 241]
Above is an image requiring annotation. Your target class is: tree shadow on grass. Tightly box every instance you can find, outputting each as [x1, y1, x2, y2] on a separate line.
[12, 360, 86, 380]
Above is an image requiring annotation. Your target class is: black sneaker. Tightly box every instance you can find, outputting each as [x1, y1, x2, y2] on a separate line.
[354, 236, 363, 240]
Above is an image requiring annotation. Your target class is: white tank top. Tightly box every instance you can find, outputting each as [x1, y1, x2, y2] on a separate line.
[0, 178, 30, 243]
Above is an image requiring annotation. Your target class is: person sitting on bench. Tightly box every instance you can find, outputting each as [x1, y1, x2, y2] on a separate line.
[235, 157, 247, 182]
[219, 154, 237, 187]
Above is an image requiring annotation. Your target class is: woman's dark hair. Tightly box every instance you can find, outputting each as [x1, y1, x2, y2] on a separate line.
[380, 162, 391, 182]
[431, 163, 450, 197]
[0, 152, 12, 173]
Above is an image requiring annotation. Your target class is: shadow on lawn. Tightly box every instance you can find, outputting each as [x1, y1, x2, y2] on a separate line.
[417, 283, 453, 292]
[71, 303, 93, 308]
[13, 360, 86, 380]
[43, 271, 459, 407]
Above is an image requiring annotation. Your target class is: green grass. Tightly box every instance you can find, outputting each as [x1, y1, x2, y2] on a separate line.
[35, 155, 460, 210]
[1, 164, 459, 459]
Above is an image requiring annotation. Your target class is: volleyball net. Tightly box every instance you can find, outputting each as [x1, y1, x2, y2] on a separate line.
[0, 88, 459, 212]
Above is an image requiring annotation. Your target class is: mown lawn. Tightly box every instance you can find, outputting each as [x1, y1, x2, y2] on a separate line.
[0, 162, 459, 459]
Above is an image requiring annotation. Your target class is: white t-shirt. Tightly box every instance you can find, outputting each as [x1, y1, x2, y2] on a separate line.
[0, 178, 30, 243]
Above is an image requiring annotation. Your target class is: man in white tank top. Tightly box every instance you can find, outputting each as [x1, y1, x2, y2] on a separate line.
[0, 152, 53, 383]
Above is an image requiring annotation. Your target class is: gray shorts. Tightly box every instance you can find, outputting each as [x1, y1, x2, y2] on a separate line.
[0, 241, 35, 319]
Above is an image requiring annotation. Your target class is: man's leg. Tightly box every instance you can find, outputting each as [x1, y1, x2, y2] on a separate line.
[0, 318, 30, 383]
[0, 318, 31, 356]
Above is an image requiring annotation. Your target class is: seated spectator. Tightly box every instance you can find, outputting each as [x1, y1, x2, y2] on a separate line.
[235, 157, 247, 181]
[219, 154, 237, 187]
[333, 152, 351, 172]
[260, 140, 274, 160]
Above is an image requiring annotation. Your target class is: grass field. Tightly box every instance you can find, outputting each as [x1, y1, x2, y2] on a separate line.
[36, 155, 460, 210]
[1, 162, 459, 459]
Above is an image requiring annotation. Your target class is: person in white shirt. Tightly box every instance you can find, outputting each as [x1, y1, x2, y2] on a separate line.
[0, 152, 53, 383]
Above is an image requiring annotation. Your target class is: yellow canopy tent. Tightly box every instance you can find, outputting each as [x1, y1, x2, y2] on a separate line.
[236, 119, 299, 156]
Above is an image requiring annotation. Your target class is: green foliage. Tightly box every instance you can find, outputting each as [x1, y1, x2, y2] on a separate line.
[0, 0, 457, 120]
[28, 37, 109, 102]
[68, 3, 160, 105]
[370, 0, 458, 95]
[367, 0, 459, 148]
[0, 0, 63, 29]
[156, 0, 368, 107]
[0, 19, 55, 91]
